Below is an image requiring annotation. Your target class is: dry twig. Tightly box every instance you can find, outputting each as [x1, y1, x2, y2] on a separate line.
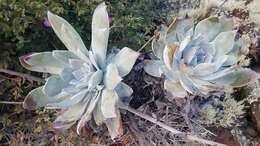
[0, 101, 23, 105]
[138, 17, 177, 52]
[119, 103, 226, 146]
[0, 68, 44, 83]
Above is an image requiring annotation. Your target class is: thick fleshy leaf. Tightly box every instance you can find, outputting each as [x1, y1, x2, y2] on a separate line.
[179, 73, 198, 94]
[213, 30, 237, 57]
[152, 25, 167, 60]
[194, 16, 234, 41]
[190, 78, 223, 94]
[91, 2, 109, 68]
[77, 90, 101, 134]
[104, 64, 122, 90]
[93, 99, 105, 125]
[101, 89, 118, 119]
[68, 59, 85, 70]
[72, 66, 92, 81]
[201, 67, 235, 80]
[183, 46, 197, 64]
[60, 68, 74, 82]
[23, 87, 66, 110]
[193, 63, 217, 76]
[47, 11, 88, 61]
[160, 65, 179, 81]
[206, 68, 260, 87]
[53, 100, 89, 131]
[111, 47, 140, 77]
[163, 44, 178, 69]
[104, 110, 123, 139]
[88, 70, 103, 89]
[52, 50, 79, 65]
[164, 80, 187, 98]
[43, 75, 68, 97]
[89, 51, 100, 70]
[46, 89, 88, 108]
[114, 82, 133, 105]
[19, 52, 65, 74]
[174, 35, 191, 60]
[167, 18, 194, 42]
[144, 60, 163, 77]
[223, 55, 238, 66]
[213, 55, 228, 70]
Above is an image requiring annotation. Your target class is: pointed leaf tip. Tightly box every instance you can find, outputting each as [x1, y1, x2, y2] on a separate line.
[91, 2, 110, 67]
[23, 95, 37, 110]
[19, 53, 33, 68]
[111, 47, 140, 77]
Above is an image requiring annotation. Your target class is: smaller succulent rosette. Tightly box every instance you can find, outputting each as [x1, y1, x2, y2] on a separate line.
[20, 3, 139, 139]
[144, 16, 260, 98]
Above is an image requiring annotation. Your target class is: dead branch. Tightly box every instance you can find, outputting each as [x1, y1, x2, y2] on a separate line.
[0, 68, 44, 83]
[0, 101, 23, 105]
[119, 103, 226, 146]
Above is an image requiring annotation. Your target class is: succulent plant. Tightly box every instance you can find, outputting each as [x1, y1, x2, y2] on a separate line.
[20, 2, 139, 139]
[144, 16, 260, 98]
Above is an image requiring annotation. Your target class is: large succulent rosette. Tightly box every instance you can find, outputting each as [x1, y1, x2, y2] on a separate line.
[20, 3, 139, 139]
[144, 16, 260, 98]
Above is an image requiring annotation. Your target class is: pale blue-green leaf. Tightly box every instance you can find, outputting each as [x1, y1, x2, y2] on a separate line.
[68, 59, 85, 70]
[91, 2, 109, 68]
[23, 86, 67, 110]
[72, 67, 90, 81]
[213, 30, 237, 56]
[144, 60, 163, 77]
[93, 99, 105, 125]
[174, 35, 191, 60]
[104, 64, 122, 90]
[163, 44, 178, 69]
[194, 16, 234, 41]
[164, 80, 187, 98]
[101, 89, 118, 119]
[200, 67, 234, 80]
[213, 55, 228, 70]
[77, 90, 101, 134]
[189, 78, 223, 95]
[179, 74, 198, 94]
[19, 52, 65, 74]
[104, 110, 123, 139]
[167, 18, 194, 42]
[53, 99, 89, 131]
[206, 68, 260, 87]
[193, 63, 216, 76]
[46, 89, 88, 109]
[152, 25, 167, 60]
[183, 46, 197, 64]
[47, 11, 88, 61]
[43, 75, 67, 97]
[60, 68, 74, 82]
[88, 70, 103, 89]
[223, 55, 238, 66]
[115, 82, 133, 105]
[161, 65, 179, 81]
[89, 51, 100, 69]
[111, 47, 140, 77]
[52, 50, 79, 65]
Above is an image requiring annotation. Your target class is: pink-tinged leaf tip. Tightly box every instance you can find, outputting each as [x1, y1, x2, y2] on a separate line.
[23, 95, 37, 110]
[19, 53, 33, 68]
